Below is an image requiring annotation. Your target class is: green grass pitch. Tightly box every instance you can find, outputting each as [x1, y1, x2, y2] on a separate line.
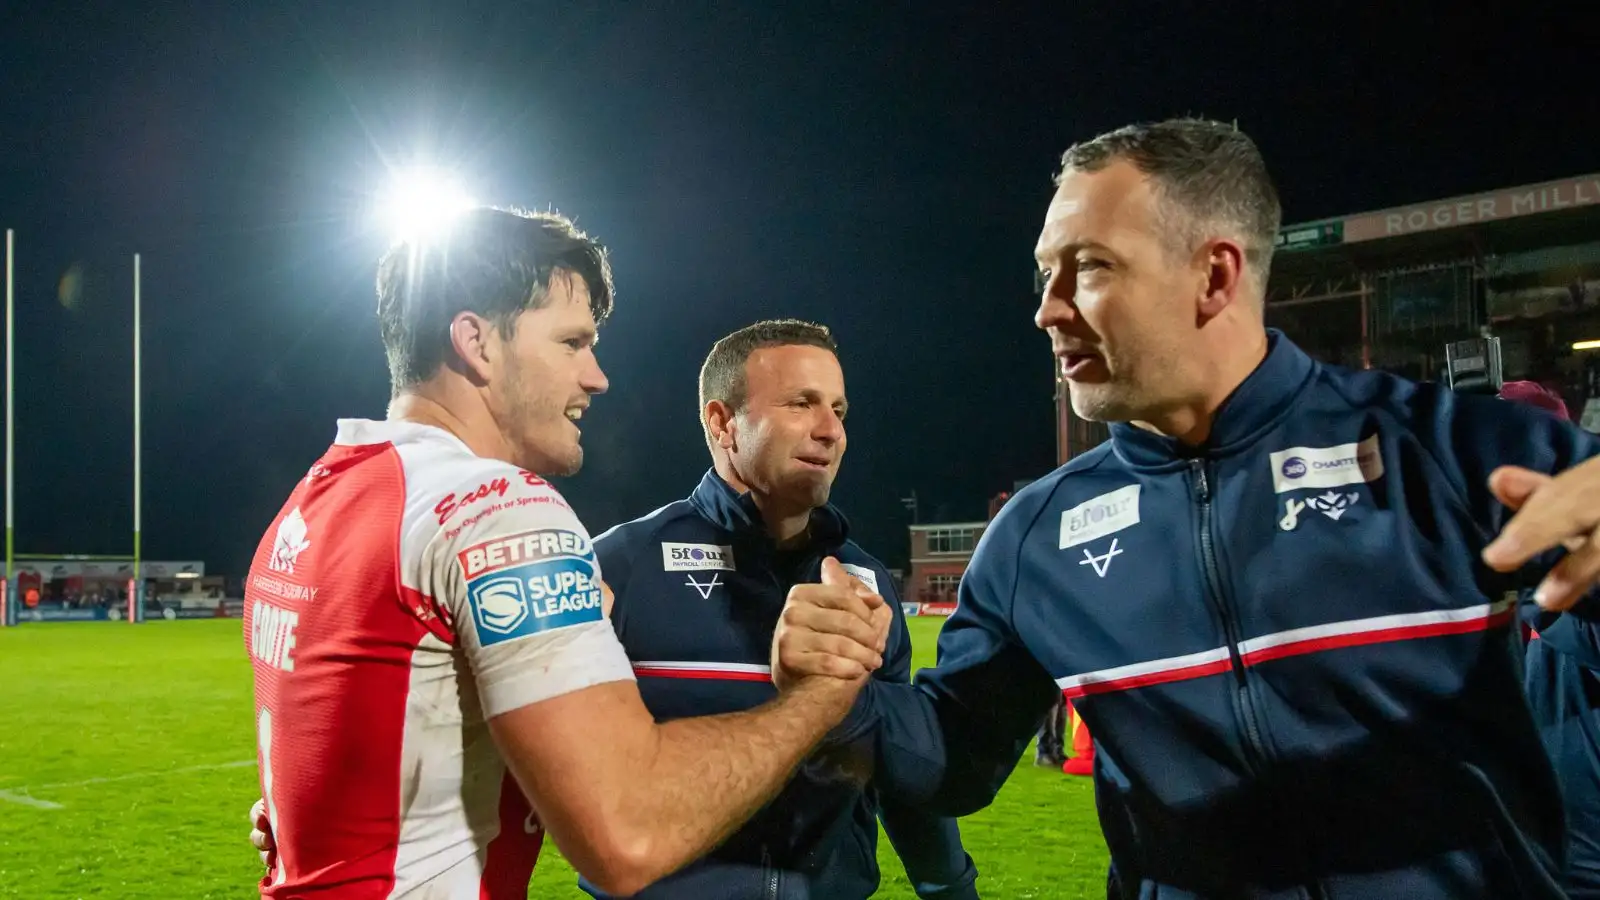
[0, 617, 1108, 898]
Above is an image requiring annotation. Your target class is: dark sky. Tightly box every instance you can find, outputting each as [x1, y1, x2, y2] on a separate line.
[0, 3, 1590, 578]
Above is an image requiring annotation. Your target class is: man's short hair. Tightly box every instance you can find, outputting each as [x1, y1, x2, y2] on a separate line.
[1056, 117, 1282, 290]
[375, 207, 614, 393]
[698, 319, 838, 422]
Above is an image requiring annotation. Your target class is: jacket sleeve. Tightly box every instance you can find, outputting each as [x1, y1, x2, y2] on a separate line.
[1529, 608, 1600, 671]
[1422, 387, 1600, 651]
[860, 514, 1063, 818]
[868, 566, 981, 900]
[592, 525, 636, 638]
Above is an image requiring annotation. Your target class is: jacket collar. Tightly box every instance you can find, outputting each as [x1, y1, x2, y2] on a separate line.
[688, 468, 849, 550]
[1110, 329, 1316, 468]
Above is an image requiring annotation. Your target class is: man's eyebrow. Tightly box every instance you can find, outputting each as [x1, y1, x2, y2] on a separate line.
[1037, 239, 1113, 263]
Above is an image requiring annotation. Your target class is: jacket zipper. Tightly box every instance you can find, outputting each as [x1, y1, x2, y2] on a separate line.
[760, 844, 779, 900]
[1191, 459, 1270, 766]
[1195, 464, 1328, 900]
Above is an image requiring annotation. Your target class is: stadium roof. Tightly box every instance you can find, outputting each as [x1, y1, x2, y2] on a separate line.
[1268, 172, 1600, 300]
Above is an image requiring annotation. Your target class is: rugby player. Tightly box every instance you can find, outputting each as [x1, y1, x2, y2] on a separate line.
[243, 207, 888, 898]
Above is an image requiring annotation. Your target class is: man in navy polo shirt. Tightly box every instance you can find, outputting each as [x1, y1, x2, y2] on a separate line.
[589, 319, 979, 900]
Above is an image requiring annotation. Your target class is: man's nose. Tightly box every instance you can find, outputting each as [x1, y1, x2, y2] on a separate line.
[581, 353, 609, 395]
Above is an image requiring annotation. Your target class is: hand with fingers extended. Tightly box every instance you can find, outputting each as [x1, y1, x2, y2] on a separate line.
[1483, 455, 1600, 611]
[771, 556, 893, 693]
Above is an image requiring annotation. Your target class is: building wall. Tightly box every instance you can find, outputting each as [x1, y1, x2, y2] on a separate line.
[906, 522, 988, 604]
[1057, 371, 1111, 467]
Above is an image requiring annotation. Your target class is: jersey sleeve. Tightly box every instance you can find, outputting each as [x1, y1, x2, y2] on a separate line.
[420, 471, 635, 718]
[591, 525, 636, 639]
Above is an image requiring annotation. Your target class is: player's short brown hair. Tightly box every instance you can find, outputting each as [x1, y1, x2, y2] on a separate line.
[698, 319, 838, 425]
[375, 207, 613, 393]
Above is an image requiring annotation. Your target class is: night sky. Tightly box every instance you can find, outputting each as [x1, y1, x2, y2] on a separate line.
[0, 3, 1591, 579]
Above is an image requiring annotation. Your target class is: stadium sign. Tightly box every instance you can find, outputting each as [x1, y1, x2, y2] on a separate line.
[1342, 173, 1600, 243]
[1275, 220, 1344, 251]
[11, 560, 204, 581]
[19, 608, 111, 622]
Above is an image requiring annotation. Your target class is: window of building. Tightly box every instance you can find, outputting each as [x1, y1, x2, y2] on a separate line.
[926, 574, 962, 592]
[924, 527, 980, 554]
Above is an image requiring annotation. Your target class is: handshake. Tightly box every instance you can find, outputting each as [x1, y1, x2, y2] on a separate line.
[249, 555, 896, 868]
[770, 555, 895, 691]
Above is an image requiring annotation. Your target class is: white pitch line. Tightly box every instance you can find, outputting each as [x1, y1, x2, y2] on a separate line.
[0, 759, 256, 808]
[0, 790, 64, 810]
[29, 759, 256, 791]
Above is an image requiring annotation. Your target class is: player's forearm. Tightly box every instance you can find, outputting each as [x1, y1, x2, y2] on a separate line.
[616, 678, 857, 887]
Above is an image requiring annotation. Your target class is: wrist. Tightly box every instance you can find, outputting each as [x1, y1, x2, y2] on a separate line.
[821, 682, 877, 746]
[779, 676, 862, 735]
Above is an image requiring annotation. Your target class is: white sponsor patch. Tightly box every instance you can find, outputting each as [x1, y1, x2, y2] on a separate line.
[840, 563, 880, 594]
[661, 542, 736, 571]
[1059, 485, 1141, 550]
[1268, 436, 1384, 494]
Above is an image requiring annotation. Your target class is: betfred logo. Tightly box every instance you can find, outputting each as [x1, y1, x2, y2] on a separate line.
[458, 528, 593, 580]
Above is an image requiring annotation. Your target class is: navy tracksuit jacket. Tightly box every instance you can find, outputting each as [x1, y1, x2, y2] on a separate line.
[580, 470, 979, 900]
[1526, 605, 1600, 898]
[860, 330, 1600, 898]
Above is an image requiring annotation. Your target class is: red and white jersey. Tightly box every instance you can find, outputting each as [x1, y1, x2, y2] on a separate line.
[244, 419, 634, 898]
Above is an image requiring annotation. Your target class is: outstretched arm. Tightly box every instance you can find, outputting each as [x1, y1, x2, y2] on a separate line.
[870, 584, 980, 899]
[775, 530, 1060, 818]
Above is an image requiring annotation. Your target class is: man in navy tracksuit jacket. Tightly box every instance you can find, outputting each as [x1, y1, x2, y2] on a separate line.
[1527, 601, 1600, 899]
[580, 320, 979, 900]
[862, 329, 1600, 898]
[1504, 381, 1600, 898]
[771, 118, 1600, 897]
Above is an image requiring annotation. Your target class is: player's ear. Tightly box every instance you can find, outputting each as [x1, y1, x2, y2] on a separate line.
[705, 400, 738, 450]
[1196, 237, 1246, 323]
[449, 312, 497, 385]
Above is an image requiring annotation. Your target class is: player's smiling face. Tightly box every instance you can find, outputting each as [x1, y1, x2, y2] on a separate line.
[726, 344, 848, 512]
[488, 271, 608, 477]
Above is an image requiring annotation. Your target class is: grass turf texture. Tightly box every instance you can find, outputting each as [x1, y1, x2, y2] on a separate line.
[0, 617, 1108, 898]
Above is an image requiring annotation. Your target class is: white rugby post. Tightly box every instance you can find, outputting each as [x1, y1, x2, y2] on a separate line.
[3, 228, 13, 627]
[0, 241, 150, 626]
[131, 253, 142, 624]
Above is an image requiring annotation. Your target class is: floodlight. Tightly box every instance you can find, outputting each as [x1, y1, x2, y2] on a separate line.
[378, 168, 476, 241]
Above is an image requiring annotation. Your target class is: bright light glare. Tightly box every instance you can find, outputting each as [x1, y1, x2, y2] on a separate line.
[1574, 340, 1600, 351]
[378, 168, 476, 241]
